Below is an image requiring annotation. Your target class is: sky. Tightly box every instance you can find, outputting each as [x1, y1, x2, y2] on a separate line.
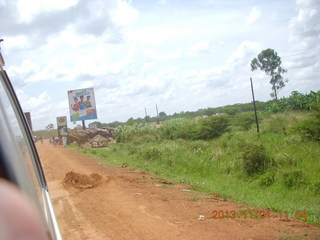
[1, 0, 319, 130]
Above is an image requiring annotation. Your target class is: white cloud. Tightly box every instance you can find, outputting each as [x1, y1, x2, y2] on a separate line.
[109, 0, 139, 26]
[187, 40, 210, 56]
[246, 7, 261, 24]
[182, 40, 261, 90]
[287, 0, 320, 89]
[2, 35, 30, 50]
[7, 60, 41, 86]
[226, 40, 261, 68]
[124, 25, 192, 45]
[143, 48, 182, 61]
[27, 91, 51, 108]
[16, 0, 79, 23]
[157, 0, 167, 6]
[16, 89, 51, 110]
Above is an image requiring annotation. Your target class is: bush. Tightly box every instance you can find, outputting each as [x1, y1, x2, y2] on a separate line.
[274, 153, 297, 167]
[196, 116, 230, 140]
[116, 124, 157, 142]
[137, 147, 162, 161]
[265, 90, 320, 112]
[259, 170, 276, 186]
[261, 114, 287, 134]
[241, 143, 270, 176]
[282, 170, 308, 189]
[233, 112, 256, 131]
[293, 103, 320, 141]
[159, 118, 198, 140]
[159, 116, 230, 141]
[311, 182, 320, 195]
[131, 134, 158, 144]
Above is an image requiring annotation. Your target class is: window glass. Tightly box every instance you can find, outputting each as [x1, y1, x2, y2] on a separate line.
[0, 71, 44, 209]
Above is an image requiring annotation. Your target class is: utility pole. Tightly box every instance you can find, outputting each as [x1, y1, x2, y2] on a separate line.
[250, 78, 260, 134]
[156, 104, 159, 124]
[144, 108, 148, 122]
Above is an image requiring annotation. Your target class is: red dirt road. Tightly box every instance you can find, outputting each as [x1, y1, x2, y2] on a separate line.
[36, 142, 320, 240]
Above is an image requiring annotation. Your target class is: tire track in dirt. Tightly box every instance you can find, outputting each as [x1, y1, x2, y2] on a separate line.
[36, 141, 320, 240]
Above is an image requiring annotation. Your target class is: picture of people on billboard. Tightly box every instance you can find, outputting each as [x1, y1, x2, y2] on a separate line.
[67, 88, 97, 122]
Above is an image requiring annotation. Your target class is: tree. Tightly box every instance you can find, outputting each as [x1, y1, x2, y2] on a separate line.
[158, 111, 167, 117]
[251, 48, 288, 100]
[45, 123, 54, 130]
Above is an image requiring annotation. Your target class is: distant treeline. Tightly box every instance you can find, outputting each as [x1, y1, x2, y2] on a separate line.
[97, 90, 319, 127]
[95, 101, 267, 128]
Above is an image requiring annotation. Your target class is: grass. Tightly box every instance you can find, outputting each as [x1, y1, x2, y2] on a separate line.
[69, 111, 320, 226]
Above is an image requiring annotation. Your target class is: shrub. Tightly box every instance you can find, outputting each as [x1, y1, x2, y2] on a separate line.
[116, 124, 157, 142]
[159, 118, 198, 140]
[159, 116, 230, 141]
[233, 112, 256, 131]
[265, 90, 320, 112]
[274, 153, 297, 167]
[311, 182, 320, 195]
[293, 103, 320, 141]
[137, 147, 162, 161]
[261, 114, 287, 134]
[131, 134, 158, 144]
[259, 170, 276, 186]
[282, 170, 308, 189]
[241, 143, 270, 176]
[196, 116, 230, 140]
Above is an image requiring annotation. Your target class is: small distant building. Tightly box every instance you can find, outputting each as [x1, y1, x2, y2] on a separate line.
[89, 135, 108, 148]
[195, 115, 209, 119]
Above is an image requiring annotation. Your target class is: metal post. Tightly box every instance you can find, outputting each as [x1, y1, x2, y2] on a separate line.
[156, 104, 159, 124]
[144, 108, 148, 122]
[82, 120, 86, 130]
[250, 78, 260, 134]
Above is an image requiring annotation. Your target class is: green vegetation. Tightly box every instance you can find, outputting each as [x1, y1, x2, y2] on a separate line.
[71, 92, 320, 225]
[105, 90, 318, 126]
[266, 90, 320, 113]
[293, 103, 320, 142]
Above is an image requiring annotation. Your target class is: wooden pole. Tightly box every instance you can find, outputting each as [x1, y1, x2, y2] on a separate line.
[250, 78, 260, 134]
[156, 104, 159, 124]
[82, 120, 86, 130]
[145, 108, 148, 122]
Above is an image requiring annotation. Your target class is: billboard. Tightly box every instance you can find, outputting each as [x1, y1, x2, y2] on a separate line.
[56, 116, 68, 137]
[67, 88, 97, 122]
[24, 112, 32, 131]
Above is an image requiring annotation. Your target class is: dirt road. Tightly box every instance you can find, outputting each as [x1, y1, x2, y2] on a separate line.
[36, 142, 320, 240]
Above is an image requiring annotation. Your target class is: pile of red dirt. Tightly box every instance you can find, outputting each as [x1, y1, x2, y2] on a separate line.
[63, 171, 102, 190]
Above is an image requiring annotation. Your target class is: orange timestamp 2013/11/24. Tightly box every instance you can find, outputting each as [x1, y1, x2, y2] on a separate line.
[210, 210, 307, 220]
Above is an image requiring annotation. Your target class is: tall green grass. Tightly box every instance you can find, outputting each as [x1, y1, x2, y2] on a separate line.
[72, 111, 320, 225]
[116, 115, 230, 142]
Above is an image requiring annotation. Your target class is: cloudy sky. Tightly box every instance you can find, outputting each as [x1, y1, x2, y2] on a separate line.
[1, 0, 319, 130]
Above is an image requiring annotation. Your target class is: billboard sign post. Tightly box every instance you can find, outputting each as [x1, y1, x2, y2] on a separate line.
[57, 116, 68, 146]
[67, 88, 97, 122]
[56, 116, 68, 136]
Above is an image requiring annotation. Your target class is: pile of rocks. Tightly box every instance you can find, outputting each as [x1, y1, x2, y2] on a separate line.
[68, 128, 115, 146]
